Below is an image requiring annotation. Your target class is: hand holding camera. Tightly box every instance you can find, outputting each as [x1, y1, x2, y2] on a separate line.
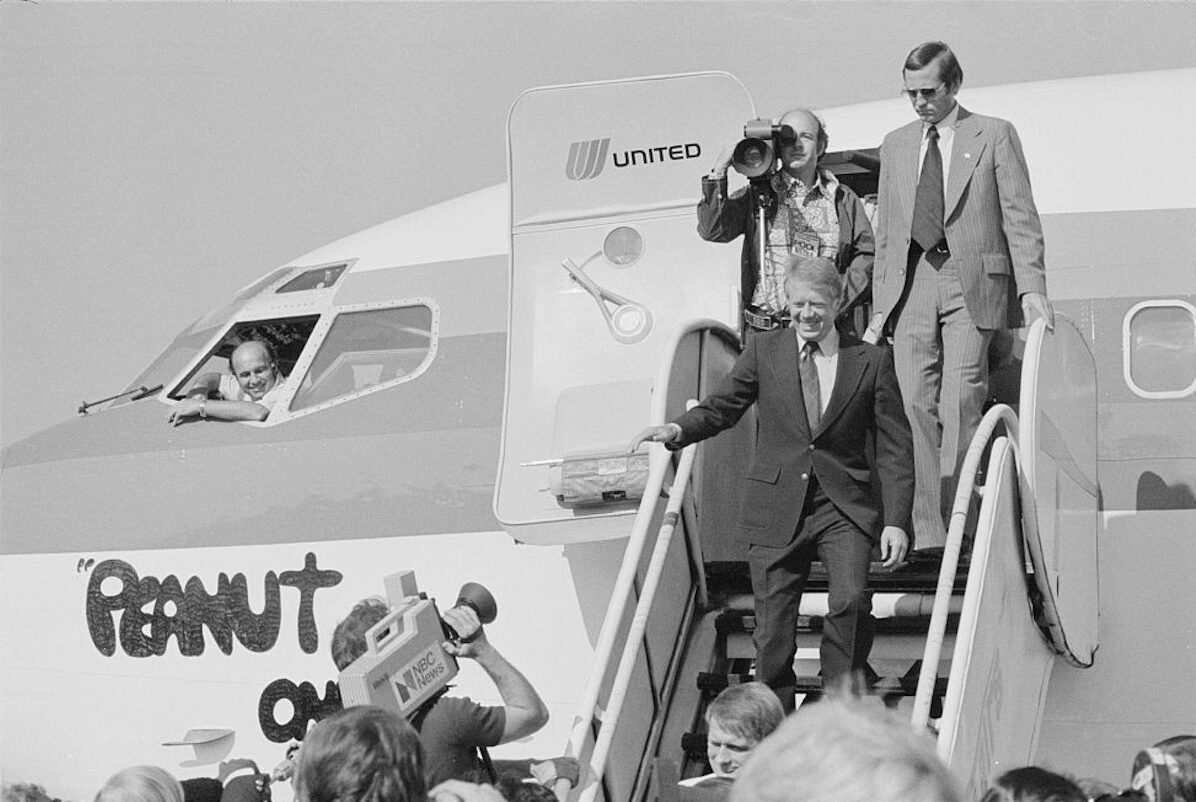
[441, 605, 489, 659]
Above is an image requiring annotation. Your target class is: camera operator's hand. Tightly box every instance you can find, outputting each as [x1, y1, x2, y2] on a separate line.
[442, 605, 487, 658]
[709, 143, 735, 180]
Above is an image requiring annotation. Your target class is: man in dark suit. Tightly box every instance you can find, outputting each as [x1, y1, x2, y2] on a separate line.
[866, 42, 1054, 553]
[630, 256, 913, 712]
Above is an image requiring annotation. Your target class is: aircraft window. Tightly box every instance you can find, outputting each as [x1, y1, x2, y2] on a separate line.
[276, 263, 348, 294]
[169, 315, 320, 400]
[290, 304, 434, 412]
[1123, 301, 1196, 399]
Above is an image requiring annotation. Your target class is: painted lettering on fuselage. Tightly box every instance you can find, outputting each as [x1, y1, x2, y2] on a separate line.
[85, 552, 342, 657]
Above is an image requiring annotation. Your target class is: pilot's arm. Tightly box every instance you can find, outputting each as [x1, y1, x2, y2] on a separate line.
[168, 397, 271, 426]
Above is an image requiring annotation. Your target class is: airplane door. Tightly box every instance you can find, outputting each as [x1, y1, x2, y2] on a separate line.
[496, 72, 754, 545]
[1020, 316, 1100, 666]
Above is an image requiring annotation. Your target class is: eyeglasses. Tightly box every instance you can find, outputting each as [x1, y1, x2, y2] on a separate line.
[902, 84, 946, 101]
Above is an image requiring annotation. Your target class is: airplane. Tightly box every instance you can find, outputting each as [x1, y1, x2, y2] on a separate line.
[2, 67, 1193, 802]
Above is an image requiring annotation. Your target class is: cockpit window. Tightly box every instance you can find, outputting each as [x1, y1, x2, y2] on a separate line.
[1123, 301, 1196, 399]
[169, 315, 320, 400]
[276, 263, 349, 294]
[290, 303, 436, 412]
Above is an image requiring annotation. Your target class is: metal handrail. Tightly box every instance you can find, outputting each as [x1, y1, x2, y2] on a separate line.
[910, 403, 1037, 729]
[575, 438, 699, 802]
[911, 319, 1054, 730]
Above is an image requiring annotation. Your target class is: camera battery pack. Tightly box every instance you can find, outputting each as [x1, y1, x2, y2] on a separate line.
[338, 596, 458, 717]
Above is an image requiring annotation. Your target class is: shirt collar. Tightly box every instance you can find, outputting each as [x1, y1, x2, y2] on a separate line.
[796, 325, 839, 357]
[923, 102, 960, 136]
[772, 167, 838, 201]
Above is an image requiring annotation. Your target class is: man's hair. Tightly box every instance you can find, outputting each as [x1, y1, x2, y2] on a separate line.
[729, 696, 962, 802]
[94, 766, 183, 802]
[980, 766, 1086, 802]
[783, 256, 843, 306]
[331, 597, 389, 671]
[779, 108, 829, 156]
[495, 776, 559, 802]
[294, 706, 425, 802]
[904, 41, 964, 89]
[228, 338, 278, 371]
[705, 682, 784, 746]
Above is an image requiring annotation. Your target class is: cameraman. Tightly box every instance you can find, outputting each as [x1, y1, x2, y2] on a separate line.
[331, 598, 549, 787]
[698, 108, 874, 336]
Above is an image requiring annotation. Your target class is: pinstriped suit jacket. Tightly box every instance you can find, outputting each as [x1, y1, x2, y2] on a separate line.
[872, 106, 1047, 330]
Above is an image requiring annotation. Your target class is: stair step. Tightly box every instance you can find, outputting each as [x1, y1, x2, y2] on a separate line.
[697, 670, 949, 699]
[707, 559, 970, 597]
[724, 630, 954, 662]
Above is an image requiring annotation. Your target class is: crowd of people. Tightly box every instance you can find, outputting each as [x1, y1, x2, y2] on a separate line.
[16, 694, 1184, 802]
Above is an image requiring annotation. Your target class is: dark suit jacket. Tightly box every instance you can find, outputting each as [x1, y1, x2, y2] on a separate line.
[872, 106, 1047, 331]
[669, 330, 913, 546]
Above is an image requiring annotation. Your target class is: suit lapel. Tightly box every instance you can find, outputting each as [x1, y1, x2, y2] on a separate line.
[945, 106, 985, 220]
[765, 331, 813, 439]
[894, 122, 922, 224]
[816, 341, 865, 435]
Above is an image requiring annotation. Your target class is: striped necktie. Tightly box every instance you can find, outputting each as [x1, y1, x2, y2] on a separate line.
[800, 340, 821, 430]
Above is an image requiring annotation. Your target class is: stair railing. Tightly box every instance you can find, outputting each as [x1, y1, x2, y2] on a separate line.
[573, 436, 699, 802]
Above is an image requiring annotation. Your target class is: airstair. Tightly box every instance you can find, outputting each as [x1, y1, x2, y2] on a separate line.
[552, 316, 1099, 802]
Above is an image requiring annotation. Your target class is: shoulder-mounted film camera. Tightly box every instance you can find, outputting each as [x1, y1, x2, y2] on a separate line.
[338, 571, 497, 718]
[731, 118, 798, 181]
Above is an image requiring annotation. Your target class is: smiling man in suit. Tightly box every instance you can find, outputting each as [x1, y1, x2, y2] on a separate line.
[866, 41, 1054, 555]
[630, 256, 913, 712]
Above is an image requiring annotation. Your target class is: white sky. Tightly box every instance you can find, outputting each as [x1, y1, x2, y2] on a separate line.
[3, 1, 1195, 448]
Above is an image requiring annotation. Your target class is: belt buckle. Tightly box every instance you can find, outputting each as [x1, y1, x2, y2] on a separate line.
[743, 308, 786, 331]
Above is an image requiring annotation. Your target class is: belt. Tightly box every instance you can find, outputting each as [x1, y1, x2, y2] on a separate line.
[743, 306, 790, 331]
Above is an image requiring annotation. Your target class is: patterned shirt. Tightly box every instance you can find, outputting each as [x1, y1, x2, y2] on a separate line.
[752, 168, 841, 314]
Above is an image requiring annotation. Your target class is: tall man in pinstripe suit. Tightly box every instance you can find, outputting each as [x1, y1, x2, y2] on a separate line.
[867, 42, 1054, 553]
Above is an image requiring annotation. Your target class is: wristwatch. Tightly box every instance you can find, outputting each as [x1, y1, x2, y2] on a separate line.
[199, 399, 207, 419]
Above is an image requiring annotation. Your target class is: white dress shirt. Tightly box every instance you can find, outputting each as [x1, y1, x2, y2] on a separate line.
[796, 326, 839, 415]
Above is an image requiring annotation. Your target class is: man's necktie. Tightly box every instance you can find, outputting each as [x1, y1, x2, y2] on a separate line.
[911, 125, 944, 253]
[800, 340, 821, 430]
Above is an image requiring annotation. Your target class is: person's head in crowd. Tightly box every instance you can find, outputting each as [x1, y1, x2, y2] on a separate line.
[229, 340, 282, 402]
[775, 108, 828, 186]
[331, 597, 389, 671]
[729, 695, 962, 802]
[294, 706, 425, 802]
[704, 682, 784, 779]
[902, 41, 963, 126]
[1132, 735, 1196, 802]
[979, 766, 1086, 802]
[94, 766, 184, 802]
[784, 256, 843, 344]
[493, 776, 558, 802]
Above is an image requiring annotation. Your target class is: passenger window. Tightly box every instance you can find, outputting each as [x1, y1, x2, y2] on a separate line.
[1124, 301, 1196, 399]
[169, 315, 320, 400]
[290, 304, 435, 412]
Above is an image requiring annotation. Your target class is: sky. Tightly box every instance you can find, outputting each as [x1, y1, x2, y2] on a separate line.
[3, 0, 1195, 449]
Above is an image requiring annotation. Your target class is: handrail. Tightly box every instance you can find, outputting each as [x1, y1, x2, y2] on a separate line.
[575, 437, 699, 802]
[910, 403, 1023, 730]
[911, 319, 1051, 730]
[562, 444, 674, 772]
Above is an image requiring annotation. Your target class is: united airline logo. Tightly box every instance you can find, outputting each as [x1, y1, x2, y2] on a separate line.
[565, 138, 702, 181]
[566, 138, 611, 180]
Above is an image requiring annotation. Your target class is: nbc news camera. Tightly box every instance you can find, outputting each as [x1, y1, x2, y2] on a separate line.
[337, 571, 497, 718]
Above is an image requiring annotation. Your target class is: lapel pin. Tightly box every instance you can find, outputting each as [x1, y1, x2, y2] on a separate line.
[964, 152, 972, 159]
